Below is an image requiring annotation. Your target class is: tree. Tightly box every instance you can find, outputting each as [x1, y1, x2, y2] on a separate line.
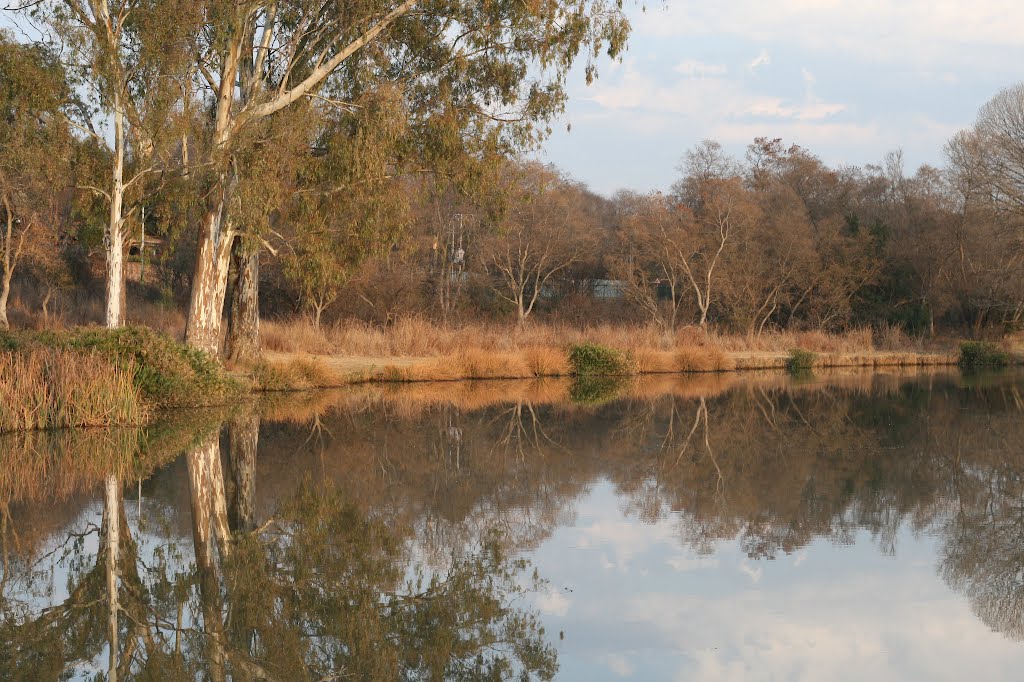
[0, 35, 73, 330]
[30, 0, 194, 329]
[181, 0, 630, 354]
[611, 191, 693, 333]
[481, 163, 581, 325]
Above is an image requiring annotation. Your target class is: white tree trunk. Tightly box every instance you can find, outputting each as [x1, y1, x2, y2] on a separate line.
[104, 475, 121, 682]
[105, 98, 126, 329]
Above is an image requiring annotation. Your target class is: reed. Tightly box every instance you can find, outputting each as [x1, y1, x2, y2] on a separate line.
[0, 349, 146, 432]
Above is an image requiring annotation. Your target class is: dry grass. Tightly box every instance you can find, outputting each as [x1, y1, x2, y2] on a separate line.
[0, 349, 146, 432]
[252, 317, 963, 389]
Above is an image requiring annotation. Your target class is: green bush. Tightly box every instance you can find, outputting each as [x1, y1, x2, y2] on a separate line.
[568, 343, 628, 376]
[786, 348, 817, 374]
[959, 341, 1010, 369]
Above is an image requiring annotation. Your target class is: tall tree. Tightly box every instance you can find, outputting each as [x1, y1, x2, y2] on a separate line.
[0, 35, 73, 330]
[30, 0, 195, 328]
[184, 0, 630, 354]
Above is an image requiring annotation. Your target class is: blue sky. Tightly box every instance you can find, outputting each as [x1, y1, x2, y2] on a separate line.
[538, 1, 1024, 195]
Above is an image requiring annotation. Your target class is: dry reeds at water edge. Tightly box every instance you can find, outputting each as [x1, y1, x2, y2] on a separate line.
[0, 349, 146, 432]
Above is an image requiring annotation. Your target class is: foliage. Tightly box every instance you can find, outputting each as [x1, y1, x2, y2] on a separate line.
[958, 341, 1011, 369]
[786, 348, 817, 374]
[568, 342, 629, 375]
[0, 326, 240, 408]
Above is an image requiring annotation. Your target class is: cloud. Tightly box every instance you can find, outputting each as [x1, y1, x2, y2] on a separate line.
[602, 653, 635, 677]
[581, 59, 846, 126]
[748, 49, 771, 72]
[675, 59, 729, 78]
[632, 1, 1024, 68]
[535, 587, 572, 617]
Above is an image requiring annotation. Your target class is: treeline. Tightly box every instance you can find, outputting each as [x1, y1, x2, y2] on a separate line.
[2, 4, 1024, 359]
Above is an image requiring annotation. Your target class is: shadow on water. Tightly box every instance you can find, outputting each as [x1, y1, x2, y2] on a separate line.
[3, 367, 1024, 678]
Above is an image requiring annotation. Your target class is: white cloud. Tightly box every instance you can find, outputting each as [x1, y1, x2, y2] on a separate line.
[632, 1, 1024, 68]
[675, 59, 729, 78]
[602, 653, 635, 677]
[748, 49, 771, 72]
[535, 586, 572, 617]
[667, 555, 720, 572]
[739, 559, 763, 584]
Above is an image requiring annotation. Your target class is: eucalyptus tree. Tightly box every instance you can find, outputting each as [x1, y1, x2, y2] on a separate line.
[27, 0, 195, 329]
[0, 35, 73, 330]
[184, 0, 631, 355]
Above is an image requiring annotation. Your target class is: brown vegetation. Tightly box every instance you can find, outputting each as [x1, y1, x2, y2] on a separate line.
[0, 349, 145, 432]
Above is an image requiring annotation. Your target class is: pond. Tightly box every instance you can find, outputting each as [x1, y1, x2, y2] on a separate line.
[2, 369, 1024, 680]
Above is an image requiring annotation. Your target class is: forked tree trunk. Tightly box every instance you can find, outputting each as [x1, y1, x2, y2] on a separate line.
[186, 430, 231, 682]
[225, 239, 260, 362]
[184, 205, 235, 355]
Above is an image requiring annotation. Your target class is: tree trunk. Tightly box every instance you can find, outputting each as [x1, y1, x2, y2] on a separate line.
[225, 238, 260, 362]
[105, 100, 126, 329]
[227, 413, 258, 533]
[0, 272, 10, 332]
[103, 475, 121, 682]
[184, 205, 235, 355]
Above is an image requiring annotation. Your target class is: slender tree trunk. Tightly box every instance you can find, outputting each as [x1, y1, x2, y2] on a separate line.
[0, 272, 10, 332]
[103, 475, 121, 682]
[106, 98, 126, 329]
[225, 239, 260, 362]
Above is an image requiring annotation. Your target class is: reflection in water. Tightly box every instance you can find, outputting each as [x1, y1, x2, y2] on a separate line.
[2, 370, 1024, 679]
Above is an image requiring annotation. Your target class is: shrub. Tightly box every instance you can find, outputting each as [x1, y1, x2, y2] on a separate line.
[0, 325, 240, 408]
[568, 342, 628, 376]
[959, 341, 1010, 369]
[786, 348, 817, 374]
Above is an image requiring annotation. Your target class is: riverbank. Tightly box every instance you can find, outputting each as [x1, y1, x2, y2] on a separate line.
[2, 322, 1020, 429]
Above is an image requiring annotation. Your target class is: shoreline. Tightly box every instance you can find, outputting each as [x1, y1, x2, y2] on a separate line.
[251, 348, 969, 390]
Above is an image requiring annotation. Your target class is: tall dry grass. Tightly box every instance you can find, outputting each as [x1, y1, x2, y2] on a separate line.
[0, 349, 146, 432]
[261, 317, 893, 358]
[252, 317, 963, 388]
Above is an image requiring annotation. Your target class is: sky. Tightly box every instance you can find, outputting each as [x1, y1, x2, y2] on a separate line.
[537, 0, 1024, 195]
[6, 2, 1023, 197]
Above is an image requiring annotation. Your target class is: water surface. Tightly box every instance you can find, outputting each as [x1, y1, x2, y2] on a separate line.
[2, 370, 1024, 680]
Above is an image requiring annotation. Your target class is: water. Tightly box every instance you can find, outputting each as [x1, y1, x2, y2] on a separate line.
[2, 370, 1024, 680]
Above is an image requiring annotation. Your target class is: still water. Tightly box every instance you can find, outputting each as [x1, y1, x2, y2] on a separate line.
[2, 370, 1024, 680]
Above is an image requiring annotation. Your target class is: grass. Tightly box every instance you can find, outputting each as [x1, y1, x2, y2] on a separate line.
[249, 318, 966, 390]
[958, 341, 1011, 369]
[0, 349, 145, 432]
[1, 325, 240, 409]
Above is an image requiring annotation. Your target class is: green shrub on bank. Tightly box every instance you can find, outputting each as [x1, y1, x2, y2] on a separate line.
[568, 343, 629, 376]
[786, 348, 817, 374]
[0, 325, 240, 409]
[958, 341, 1011, 369]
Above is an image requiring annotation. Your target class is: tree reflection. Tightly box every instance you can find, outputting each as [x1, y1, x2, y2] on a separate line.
[0, 413, 559, 680]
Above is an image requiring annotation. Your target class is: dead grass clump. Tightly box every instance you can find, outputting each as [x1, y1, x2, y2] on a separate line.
[633, 348, 676, 373]
[456, 348, 532, 379]
[0, 349, 145, 432]
[249, 357, 338, 391]
[676, 346, 735, 372]
[522, 346, 570, 377]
